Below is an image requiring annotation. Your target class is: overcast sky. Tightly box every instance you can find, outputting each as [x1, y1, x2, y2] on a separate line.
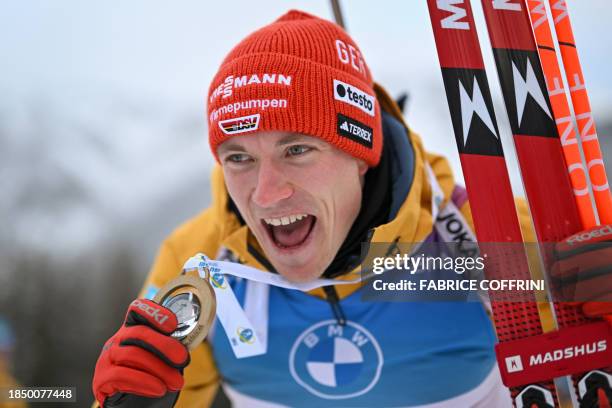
[1, 0, 611, 189]
[2, 1, 610, 104]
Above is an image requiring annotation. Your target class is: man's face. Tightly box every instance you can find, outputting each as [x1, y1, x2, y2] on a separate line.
[218, 132, 368, 283]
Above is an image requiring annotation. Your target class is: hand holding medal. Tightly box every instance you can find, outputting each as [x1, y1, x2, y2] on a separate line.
[153, 255, 217, 351]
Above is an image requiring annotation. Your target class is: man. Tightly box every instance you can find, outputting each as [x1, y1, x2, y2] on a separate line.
[92, 10, 611, 407]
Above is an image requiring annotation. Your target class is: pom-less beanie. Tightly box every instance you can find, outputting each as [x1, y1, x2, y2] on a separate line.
[207, 10, 383, 166]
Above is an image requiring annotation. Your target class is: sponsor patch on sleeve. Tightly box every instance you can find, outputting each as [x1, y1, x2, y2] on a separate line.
[337, 113, 373, 148]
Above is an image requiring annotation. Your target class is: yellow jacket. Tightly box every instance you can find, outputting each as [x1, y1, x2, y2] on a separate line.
[0, 359, 26, 408]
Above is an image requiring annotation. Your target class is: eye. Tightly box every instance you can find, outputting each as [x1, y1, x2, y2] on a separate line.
[224, 153, 252, 164]
[286, 145, 312, 157]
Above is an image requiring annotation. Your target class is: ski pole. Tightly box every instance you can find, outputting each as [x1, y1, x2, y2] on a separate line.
[426, 1, 561, 406]
[525, 0, 597, 228]
[546, 0, 612, 225]
[329, 0, 346, 29]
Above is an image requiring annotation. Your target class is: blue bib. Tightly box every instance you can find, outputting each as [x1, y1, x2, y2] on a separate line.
[210, 280, 496, 407]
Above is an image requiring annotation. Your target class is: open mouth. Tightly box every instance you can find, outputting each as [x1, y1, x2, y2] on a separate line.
[262, 214, 317, 249]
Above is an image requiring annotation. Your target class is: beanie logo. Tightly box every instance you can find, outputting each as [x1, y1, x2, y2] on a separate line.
[337, 114, 373, 148]
[210, 98, 287, 123]
[210, 74, 292, 103]
[219, 114, 260, 135]
[335, 39, 368, 77]
[333, 80, 375, 117]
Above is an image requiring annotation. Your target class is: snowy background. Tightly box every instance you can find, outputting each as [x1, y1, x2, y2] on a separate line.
[0, 1, 610, 405]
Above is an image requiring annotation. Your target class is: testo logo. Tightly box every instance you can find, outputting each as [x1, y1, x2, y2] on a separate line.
[333, 79, 375, 117]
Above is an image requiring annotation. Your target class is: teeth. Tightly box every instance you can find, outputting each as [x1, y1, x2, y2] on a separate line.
[264, 214, 308, 226]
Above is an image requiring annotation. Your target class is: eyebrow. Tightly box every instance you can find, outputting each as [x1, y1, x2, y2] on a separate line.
[217, 143, 246, 154]
[217, 134, 317, 155]
[276, 134, 314, 147]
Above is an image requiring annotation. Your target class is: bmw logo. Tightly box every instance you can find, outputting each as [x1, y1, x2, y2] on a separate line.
[289, 320, 383, 399]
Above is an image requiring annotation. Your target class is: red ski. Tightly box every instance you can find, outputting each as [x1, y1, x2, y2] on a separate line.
[478, 1, 612, 407]
[427, 1, 612, 406]
[427, 1, 560, 406]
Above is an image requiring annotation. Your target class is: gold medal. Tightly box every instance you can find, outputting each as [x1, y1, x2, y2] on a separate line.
[153, 270, 216, 351]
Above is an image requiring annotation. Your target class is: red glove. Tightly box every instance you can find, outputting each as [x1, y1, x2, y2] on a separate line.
[92, 299, 190, 407]
[552, 224, 612, 324]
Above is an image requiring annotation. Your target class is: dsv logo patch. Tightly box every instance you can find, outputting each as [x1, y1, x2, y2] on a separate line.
[333, 79, 375, 117]
[218, 114, 260, 135]
[289, 320, 383, 399]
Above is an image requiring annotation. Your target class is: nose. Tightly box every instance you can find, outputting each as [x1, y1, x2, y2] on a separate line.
[251, 160, 294, 208]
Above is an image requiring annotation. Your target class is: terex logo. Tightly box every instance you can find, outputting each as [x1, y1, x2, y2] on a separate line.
[529, 341, 607, 366]
[132, 299, 169, 325]
[566, 225, 612, 245]
[333, 79, 375, 117]
[337, 114, 373, 149]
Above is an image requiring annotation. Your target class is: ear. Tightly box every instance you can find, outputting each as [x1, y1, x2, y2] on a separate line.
[357, 159, 369, 176]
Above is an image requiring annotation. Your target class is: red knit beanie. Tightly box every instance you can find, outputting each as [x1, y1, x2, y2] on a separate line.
[207, 10, 382, 167]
